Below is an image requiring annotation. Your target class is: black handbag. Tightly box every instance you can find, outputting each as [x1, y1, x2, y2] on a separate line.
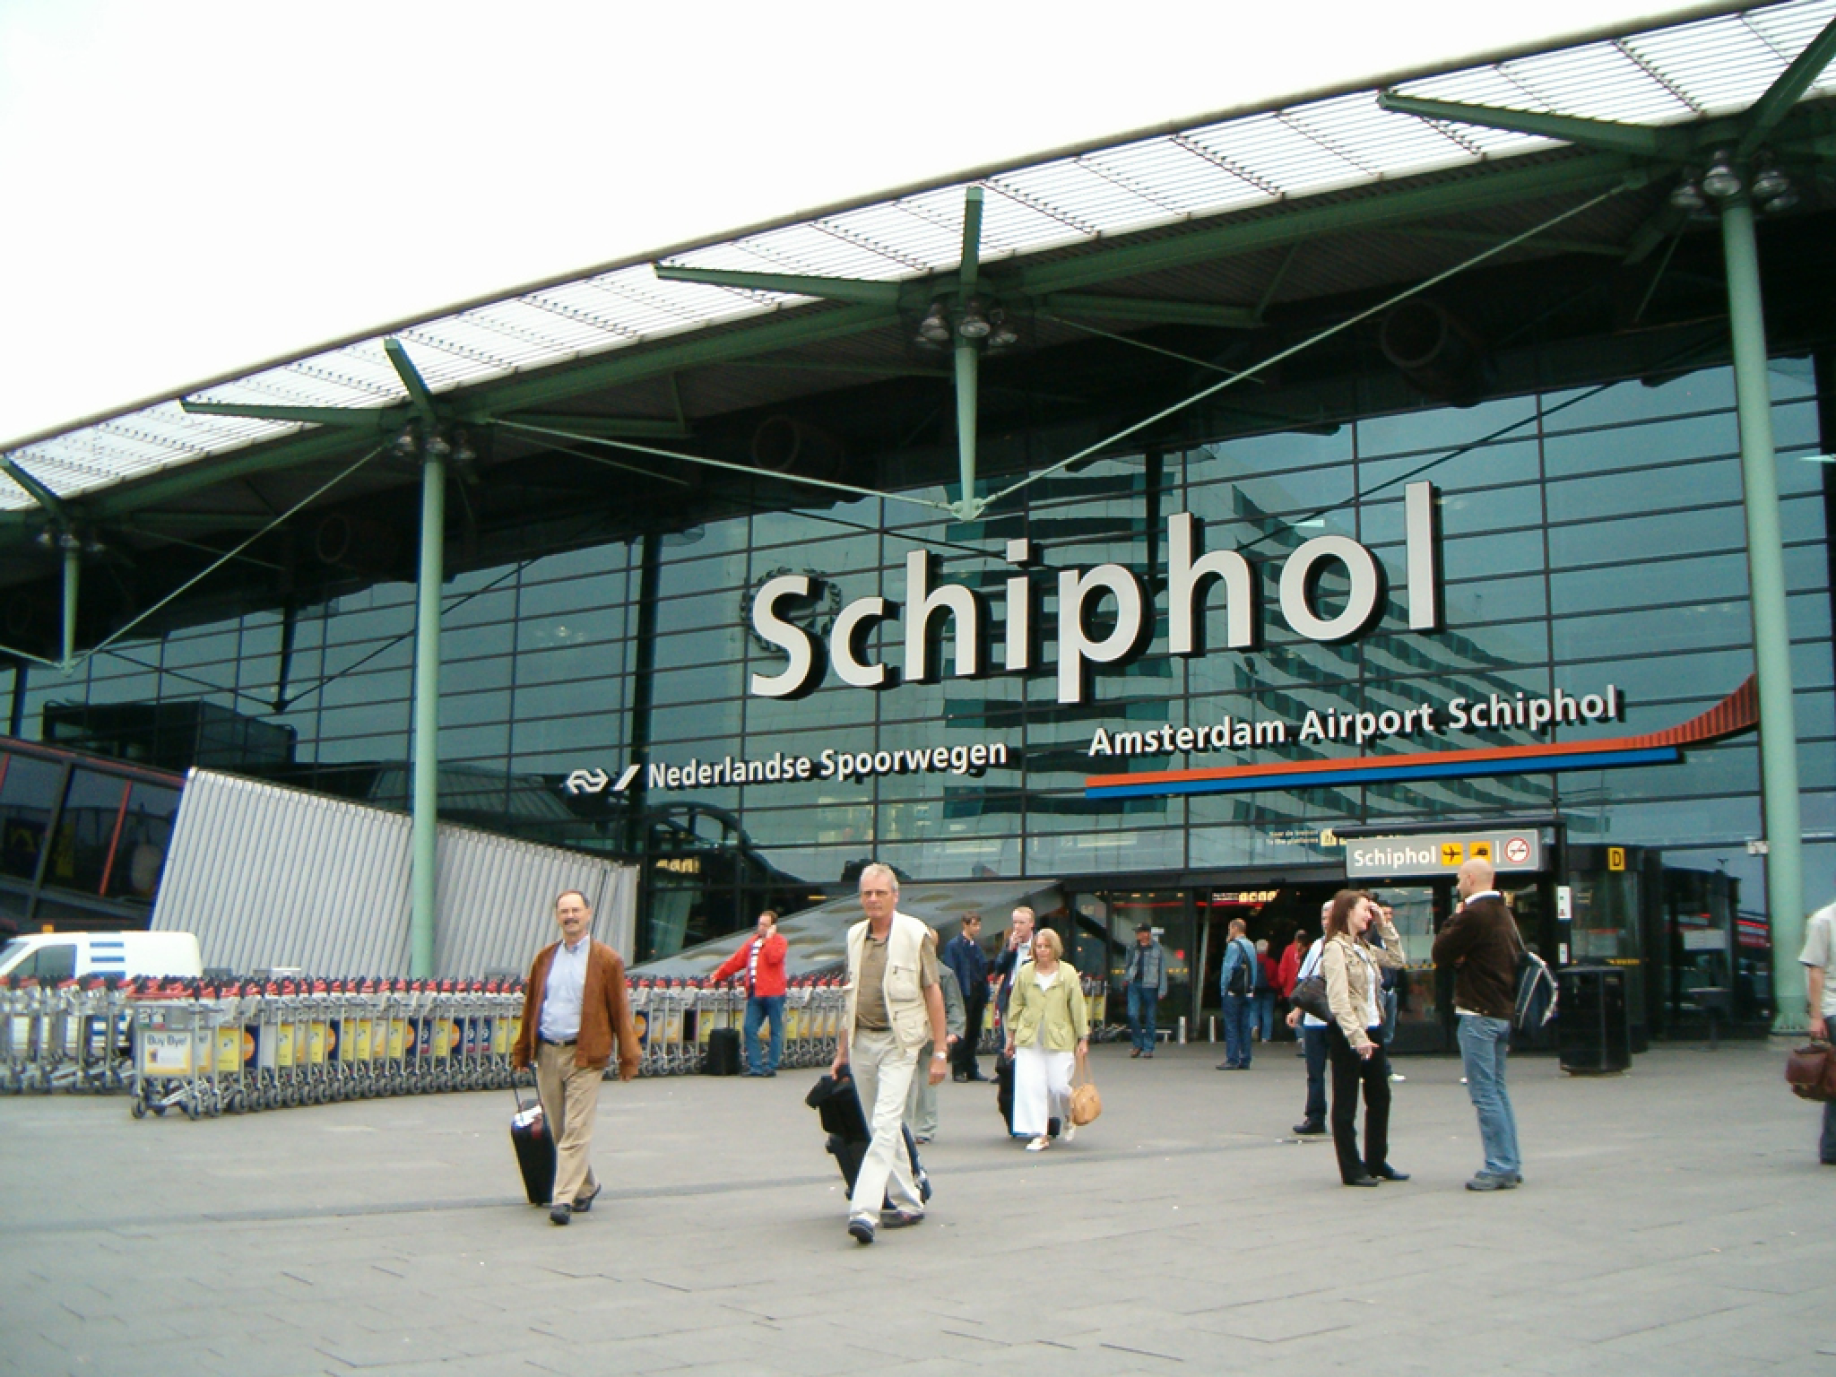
[1290, 974, 1332, 1024]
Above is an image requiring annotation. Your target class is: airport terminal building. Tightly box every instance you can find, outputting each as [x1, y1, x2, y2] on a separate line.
[3, 3, 1832, 1045]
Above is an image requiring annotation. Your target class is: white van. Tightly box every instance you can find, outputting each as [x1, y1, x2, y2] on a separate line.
[0, 931, 203, 983]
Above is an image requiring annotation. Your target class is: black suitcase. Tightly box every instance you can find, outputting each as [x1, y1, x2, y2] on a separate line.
[510, 1084, 556, 1206]
[705, 1027, 742, 1075]
[805, 1067, 929, 1201]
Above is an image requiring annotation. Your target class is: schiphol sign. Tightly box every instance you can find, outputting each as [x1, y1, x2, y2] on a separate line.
[749, 482, 1441, 706]
[1088, 685, 1624, 758]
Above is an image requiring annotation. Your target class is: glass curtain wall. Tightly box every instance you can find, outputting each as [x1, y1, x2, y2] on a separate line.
[10, 361, 1832, 960]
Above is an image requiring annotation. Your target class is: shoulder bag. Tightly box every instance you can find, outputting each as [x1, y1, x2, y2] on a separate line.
[1290, 973, 1333, 1024]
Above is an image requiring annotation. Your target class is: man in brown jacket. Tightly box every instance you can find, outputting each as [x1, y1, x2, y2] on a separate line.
[512, 890, 641, 1225]
[1433, 858, 1523, 1192]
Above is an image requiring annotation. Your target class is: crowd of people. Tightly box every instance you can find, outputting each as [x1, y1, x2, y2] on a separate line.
[508, 854, 1836, 1239]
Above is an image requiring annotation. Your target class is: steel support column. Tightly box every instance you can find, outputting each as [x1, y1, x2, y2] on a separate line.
[409, 440, 447, 978]
[954, 187, 985, 518]
[60, 541, 79, 667]
[953, 344, 979, 516]
[1720, 194, 1805, 1029]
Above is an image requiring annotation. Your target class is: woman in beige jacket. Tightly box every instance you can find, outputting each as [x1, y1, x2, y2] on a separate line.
[1321, 889, 1408, 1188]
[1004, 928, 1089, 1151]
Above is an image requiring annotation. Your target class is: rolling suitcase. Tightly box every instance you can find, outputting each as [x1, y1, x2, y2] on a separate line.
[805, 1067, 929, 1202]
[510, 1083, 556, 1206]
[705, 1027, 742, 1075]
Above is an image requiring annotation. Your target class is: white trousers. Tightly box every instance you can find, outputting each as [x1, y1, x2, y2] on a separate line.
[1013, 1045, 1074, 1138]
[848, 1028, 924, 1223]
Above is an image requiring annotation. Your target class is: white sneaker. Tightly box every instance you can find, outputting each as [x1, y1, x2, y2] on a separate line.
[1063, 1120, 1077, 1143]
[1026, 1135, 1050, 1152]
[1390, 1073, 1405, 1082]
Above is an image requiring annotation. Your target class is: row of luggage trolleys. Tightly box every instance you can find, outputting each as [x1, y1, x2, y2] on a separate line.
[0, 976, 137, 1094]
[1, 970, 1105, 1117]
[632, 978, 853, 1075]
[125, 979, 529, 1118]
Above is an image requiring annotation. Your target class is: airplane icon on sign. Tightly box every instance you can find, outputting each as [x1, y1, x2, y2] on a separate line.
[1441, 843, 1464, 866]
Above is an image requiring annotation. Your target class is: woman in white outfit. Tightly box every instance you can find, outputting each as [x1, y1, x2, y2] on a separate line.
[1003, 928, 1089, 1151]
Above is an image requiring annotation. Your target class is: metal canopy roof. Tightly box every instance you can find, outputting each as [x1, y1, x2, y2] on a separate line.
[7, 0, 1835, 516]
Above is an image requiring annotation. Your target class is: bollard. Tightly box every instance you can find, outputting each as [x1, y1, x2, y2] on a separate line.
[1178, 1015, 1187, 1045]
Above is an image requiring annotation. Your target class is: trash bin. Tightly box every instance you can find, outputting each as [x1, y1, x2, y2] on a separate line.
[1557, 965, 1631, 1074]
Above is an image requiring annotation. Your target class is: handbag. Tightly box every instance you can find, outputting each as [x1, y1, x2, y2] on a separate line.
[1784, 1039, 1836, 1102]
[1069, 1050, 1102, 1126]
[1290, 974, 1333, 1024]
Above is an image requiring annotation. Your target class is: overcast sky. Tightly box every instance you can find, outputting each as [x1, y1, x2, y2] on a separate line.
[0, 0, 1710, 446]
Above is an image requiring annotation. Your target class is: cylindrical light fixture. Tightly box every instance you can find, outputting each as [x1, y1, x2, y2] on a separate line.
[1701, 149, 1742, 199]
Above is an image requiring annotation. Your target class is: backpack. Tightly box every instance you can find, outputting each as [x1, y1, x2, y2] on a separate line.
[1225, 939, 1257, 997]
[1512, 947, 1558, 1035]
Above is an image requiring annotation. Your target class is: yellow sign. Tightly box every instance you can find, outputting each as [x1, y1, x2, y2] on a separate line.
[1608, 847, 1626, 872]
[1441, 842, 1464, 866]
[1471, 840, 1493, 862]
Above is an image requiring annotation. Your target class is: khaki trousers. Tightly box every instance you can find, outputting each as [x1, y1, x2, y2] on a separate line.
[848, 1028, 923, 1224]
[535, 1041, 603, 1209]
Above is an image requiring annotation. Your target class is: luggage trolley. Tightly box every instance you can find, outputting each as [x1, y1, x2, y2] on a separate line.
[129, 990, 230, 1119]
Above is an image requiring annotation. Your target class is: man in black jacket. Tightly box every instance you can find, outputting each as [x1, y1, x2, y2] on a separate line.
[1433, 858, 1523, 1192]
[942, 913, 990, 1082]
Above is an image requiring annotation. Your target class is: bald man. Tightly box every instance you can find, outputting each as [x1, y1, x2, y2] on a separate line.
[1433, 858, 1523, 1192]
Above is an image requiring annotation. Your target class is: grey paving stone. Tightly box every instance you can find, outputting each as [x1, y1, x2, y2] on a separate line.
[3, 1044, 1834, 1376]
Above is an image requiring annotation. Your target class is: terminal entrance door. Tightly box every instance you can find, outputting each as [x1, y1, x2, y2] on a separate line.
[1089, 890, 1194, 1036]
[1192, 881, 1339, 1039]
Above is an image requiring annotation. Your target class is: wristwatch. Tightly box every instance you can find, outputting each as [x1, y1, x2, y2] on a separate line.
[932, 1050, 948, 1059]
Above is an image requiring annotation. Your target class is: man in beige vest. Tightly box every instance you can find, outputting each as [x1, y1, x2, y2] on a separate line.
[832, 863, 949, 1245]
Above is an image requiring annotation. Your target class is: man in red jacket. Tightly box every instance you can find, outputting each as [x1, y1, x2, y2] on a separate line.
[712, 910, 790, 1077]
[511, 890, 641, 1226]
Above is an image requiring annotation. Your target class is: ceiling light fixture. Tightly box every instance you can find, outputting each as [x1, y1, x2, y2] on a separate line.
[1750, 158, 1790, 201]
[1701, 149, 1742, 199]
[1668, 176, 1705, 211]
[956, 295, 992, 339]
[985, 308, 1019, 350]
[916, 300, 952, 346]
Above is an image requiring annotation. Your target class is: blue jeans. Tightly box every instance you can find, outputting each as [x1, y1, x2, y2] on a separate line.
[1458, 1014, 1521, 1178]
[1254, 992, 1275, 1041]
[1822, 1095, 1836, 1165]
[1221, 994, 1253, 1067]
[743, 994, 784, 1073]
[1301, 1024, 1328, 1125]
[1127, 984, 1160, 1053]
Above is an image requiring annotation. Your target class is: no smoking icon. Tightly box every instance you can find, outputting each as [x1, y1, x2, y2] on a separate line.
[1503, 836, 1531, 865]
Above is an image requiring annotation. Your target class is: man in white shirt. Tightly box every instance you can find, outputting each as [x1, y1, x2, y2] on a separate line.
[1286, 900, 1333, 1135]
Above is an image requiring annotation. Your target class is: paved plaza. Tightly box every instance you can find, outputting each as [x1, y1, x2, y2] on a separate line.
[3, 1038, 1832, 1376]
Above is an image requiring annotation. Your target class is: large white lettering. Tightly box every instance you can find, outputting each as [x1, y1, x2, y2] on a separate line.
[748, 482, 1442, 706]
[749, 574, 820, 699]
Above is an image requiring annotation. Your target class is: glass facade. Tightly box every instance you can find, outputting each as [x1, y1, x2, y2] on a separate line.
[13, 360, 1833, 986]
